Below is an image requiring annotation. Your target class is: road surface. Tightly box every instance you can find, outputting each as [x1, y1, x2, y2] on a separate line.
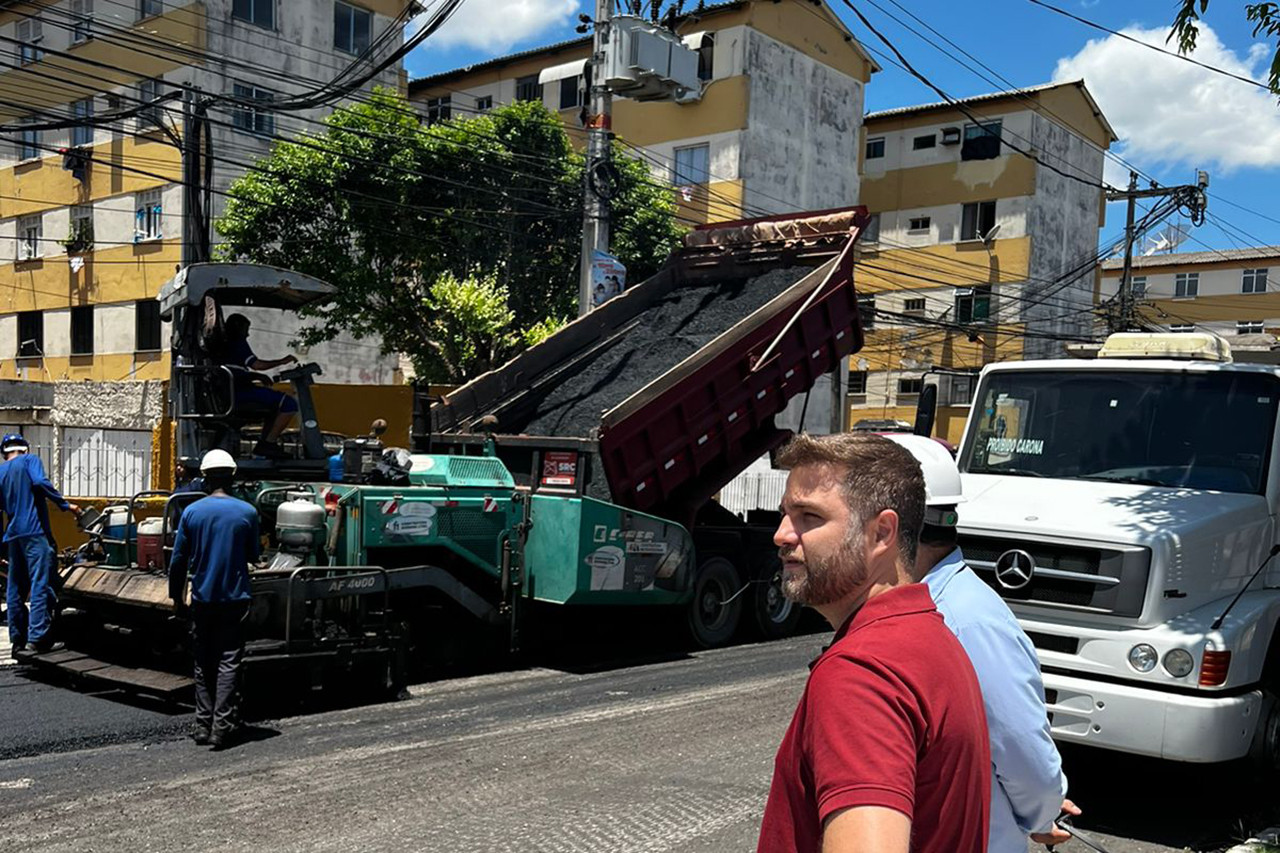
[0, 634, 1275, 852]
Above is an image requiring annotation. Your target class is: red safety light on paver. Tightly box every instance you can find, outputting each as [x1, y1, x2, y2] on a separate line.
[1199, 650, 1231, 686]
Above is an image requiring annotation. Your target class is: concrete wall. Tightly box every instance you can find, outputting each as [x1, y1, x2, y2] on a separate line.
[739, 29, 862, 214]
[50, 379, 165, 430]
[1022, 113, 1105, 359]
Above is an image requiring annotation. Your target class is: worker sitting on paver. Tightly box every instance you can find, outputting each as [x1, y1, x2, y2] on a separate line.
[0, 434, 80, 656]
[168, 449, 258, 750]
[214, 312, 299, 460]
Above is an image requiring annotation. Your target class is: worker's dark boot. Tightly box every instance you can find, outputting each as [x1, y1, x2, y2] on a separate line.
[29, 639, 64, 654]
[209, 728, 234, 751]
[190, 727, 211, 746]
[9, 642, 26, 658]
[252, 441, 286, 460]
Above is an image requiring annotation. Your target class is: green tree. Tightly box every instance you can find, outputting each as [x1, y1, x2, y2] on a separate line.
[216, 90, 682, 382]
[1170, 2, 1280, 93]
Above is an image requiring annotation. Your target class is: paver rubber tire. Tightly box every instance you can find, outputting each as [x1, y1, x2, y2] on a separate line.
[752, 571, 800, 640]
[1249, 687, 1280, 778]
[687, 557, 743, 649]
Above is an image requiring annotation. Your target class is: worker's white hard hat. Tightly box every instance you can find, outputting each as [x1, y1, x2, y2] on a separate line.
[199, 448, 238, 474]
[883, 434, 964, 526]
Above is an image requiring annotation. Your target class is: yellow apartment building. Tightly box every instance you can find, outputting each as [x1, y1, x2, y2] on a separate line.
[408, 0, 879, 226]
[851, 80, 1116, 442]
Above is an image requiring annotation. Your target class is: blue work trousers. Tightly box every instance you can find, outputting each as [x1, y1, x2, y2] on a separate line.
[6, 535, 56, 647]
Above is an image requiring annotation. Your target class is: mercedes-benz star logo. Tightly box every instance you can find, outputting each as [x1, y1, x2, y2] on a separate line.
[994, 549, 1036, 590]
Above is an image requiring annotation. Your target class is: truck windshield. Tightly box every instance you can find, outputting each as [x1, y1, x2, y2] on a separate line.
[961, 369, 1280, 494]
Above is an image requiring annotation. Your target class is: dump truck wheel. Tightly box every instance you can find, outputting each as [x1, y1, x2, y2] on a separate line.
[687, 557, 742, 648]
[752, 571, 800, 639]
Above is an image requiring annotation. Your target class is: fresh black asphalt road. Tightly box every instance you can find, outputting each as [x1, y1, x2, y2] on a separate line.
[0, 636, 1275, 852]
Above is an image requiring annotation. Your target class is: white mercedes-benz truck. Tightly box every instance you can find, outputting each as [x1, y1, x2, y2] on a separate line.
[952, 332, 1280, 770]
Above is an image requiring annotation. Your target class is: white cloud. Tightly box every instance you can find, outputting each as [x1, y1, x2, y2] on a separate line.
[414, 0, 580, 54]
[1052, 23, 1280, 174]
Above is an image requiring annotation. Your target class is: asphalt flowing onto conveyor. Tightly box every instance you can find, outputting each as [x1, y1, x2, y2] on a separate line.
[523, 267, 810, 438]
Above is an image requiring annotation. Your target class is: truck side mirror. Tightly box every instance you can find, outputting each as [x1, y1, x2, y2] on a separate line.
[914, 384, 937, 437]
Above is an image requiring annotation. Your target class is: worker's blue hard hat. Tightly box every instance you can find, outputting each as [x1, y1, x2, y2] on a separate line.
[1, 433, 30, 453]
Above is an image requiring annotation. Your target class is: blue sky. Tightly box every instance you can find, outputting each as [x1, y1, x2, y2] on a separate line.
[406, 1, 1280, 252]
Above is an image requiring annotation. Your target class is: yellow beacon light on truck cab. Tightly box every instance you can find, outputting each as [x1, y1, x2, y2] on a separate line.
[1097, 332, 1233, 363]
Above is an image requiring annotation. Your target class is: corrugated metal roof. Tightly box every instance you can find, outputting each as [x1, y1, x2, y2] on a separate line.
[865, 80, 1118, 143]
[1100, 246, 1280, 271]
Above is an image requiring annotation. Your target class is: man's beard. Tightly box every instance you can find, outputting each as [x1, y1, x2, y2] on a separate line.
[778, 528, 866, 606]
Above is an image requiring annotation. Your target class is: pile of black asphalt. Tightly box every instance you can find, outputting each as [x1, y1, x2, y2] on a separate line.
[523, 267, 808, 438]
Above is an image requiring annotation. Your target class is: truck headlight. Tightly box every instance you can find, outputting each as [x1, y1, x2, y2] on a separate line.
[1128, 643, 1158, 672]
[1162, 648, 1194, 678]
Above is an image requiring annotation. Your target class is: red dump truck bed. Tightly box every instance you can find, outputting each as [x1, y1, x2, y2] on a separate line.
[430, 207, 870, 519]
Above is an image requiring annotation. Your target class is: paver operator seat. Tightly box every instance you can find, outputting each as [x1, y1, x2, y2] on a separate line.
[159, 263, 336, 479]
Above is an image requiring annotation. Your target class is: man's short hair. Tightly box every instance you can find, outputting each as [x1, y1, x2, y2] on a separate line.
[776, 433, 926, 563]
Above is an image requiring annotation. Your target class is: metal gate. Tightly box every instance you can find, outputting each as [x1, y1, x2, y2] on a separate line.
[59, 428, 152, 498]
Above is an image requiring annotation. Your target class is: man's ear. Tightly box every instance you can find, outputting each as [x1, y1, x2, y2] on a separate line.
[869, 508, 900, 554]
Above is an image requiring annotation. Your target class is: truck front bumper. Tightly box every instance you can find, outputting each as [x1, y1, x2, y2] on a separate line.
[1044, 672, 1262, 763]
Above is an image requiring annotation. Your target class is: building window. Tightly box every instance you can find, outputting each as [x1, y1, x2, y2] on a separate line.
[17, 311, 43, 357]
[857, 295, 876, 330]
[475, 95, 493, 111]
[232, 83, 275, 136]
[948, 374, 975, 405]
[898, 377, 924, 397]
[865, 137, 885, 159]
[848, 371, 868, 395]
[1129, 275, 1147, 298]
[908, 216, 930, 232]
[136, 300, 163, 351]
[18, 215, 42, 261]
[912, 134, 936, 150]
[1174, 272, 1199, 298]
[1243, 268, 1269, 294]
[904, 297, 926, 315]
[70, 0, 93, 43]
[956, 285, 991, 324]
[135, 189, 163, 241]
[425, 95, 451, 124]
[1238, 320, 1265, 335]
[696, 33, 715, 81]
[515, 74, 542, 102]
[862, 213, 880, 244]
[334, 1, 371, 55]
[232, 0, 273, 29]
[1170, 324, 1196, 333]
[960, 200, 997, 241]
[961, 120, 1002, 160]
[17, 17, 43, 65]
[673, 143, 710, 185]
[18, 118, 39, 161]
[72, 98, 94, 147]
[68, 205, 94, 253]
[138, 77, 165, 128]
[71, 306, 94, 356]
[139, 0, 164, 19]
[559, 75, 583, 109]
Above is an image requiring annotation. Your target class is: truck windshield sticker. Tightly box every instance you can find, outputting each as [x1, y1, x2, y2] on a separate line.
[986, 437, 1045, 455]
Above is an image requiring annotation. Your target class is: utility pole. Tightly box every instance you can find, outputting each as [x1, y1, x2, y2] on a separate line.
[578, 0, 612, 317]
[181, 86, 211, 268]
[1105, 170, 1209, 333]
[1117, 170, 1138, 333]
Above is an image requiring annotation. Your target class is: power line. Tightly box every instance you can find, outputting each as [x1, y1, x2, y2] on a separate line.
[1025, 0, 1275, 94]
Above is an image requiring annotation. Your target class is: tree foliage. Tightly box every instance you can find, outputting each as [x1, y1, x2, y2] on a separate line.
[1170, 1, 1280, 93]
[216, 90, 681, 383]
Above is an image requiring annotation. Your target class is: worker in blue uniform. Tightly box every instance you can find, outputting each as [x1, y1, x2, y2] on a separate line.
[215, 312, 299, 460]
[0, 434, 80, 655]
[168, 449, 260, 749]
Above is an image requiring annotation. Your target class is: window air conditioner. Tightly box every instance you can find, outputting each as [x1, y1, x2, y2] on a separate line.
[940, 127, 961, 145]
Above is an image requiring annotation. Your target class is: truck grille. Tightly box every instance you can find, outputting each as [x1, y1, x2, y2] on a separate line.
[958, 533, 1150, 617]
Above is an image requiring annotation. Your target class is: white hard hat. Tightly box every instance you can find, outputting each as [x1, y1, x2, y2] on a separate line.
[883, 433, 964, 526]
[199, 448, 238, 474]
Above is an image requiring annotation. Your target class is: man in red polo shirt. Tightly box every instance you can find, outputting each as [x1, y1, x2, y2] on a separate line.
[758, 433, 990, 853]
